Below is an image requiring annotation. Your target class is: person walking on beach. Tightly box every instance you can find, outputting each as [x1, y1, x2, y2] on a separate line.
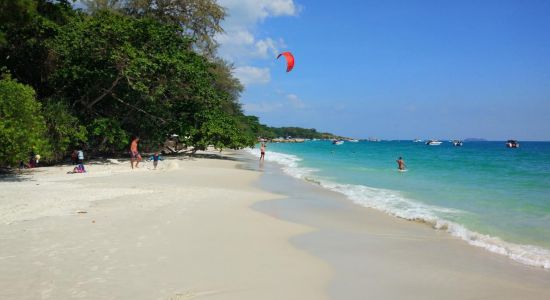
[396, 156, 406, 171]
[260, 143, 266, 161]
[130, 137, 142, 169]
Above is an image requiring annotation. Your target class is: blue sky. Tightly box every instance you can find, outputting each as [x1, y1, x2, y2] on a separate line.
[216, 0, 550, 140]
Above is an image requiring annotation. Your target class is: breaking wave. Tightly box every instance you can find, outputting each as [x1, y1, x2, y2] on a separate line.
[245, 147, 550, 269]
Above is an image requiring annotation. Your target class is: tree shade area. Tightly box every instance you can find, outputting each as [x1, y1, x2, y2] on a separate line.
[0, 0, 337, 167]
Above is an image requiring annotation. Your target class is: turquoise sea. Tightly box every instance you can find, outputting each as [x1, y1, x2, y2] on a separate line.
[247, 140, 550, 268]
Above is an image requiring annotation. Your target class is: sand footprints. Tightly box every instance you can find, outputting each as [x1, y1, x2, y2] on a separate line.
[168, 291, 195, 300]
[168, 290, 226, 299]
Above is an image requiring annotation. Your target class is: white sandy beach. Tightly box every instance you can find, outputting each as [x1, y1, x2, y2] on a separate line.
[0, 154, 330, 300]
[1, 152, 550, 300]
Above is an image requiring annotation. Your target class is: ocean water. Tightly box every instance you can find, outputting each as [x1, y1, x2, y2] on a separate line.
[247, 140, 550, 268]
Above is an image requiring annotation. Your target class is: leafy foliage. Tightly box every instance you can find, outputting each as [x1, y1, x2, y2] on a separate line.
[0, 1, 338, 167]
[48, 10, 253, 150]
[0, 0, 76, 97]
[0, 76, 51, 166]
[82, 0, 226, 55]
[87, 118, 129, 153]
[42, 99, 87, 160]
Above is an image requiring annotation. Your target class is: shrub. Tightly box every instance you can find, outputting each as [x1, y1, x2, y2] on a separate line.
[0, 76, 51, 167]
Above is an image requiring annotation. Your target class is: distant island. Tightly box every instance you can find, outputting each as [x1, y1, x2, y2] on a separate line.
[256, 125, 345, 141]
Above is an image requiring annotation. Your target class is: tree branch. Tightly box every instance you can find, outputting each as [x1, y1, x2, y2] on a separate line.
[86, 76, 122, 109]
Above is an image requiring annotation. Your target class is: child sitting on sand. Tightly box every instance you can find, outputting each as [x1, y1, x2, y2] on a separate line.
[148, 152, 163, 170]
[68, 163, 86, 174]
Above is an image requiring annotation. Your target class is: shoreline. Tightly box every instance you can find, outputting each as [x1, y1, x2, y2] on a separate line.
[2, 150, 549, 299]
[244, 150, 550, 299]
[0, 152, 331, 299]
[244, 146, 550, 269]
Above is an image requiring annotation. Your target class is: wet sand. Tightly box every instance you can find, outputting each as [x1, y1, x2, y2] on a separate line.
[251, 157, 550, 299]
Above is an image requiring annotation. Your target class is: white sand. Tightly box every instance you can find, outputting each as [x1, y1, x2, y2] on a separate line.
[4, 152, 548, 300]
[0, 154, 330, 299]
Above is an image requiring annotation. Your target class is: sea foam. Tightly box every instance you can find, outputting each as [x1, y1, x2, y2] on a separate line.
[245, 147, 550, 269]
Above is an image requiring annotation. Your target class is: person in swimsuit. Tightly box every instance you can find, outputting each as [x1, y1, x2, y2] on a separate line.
[260, 143, 266, 161]
[130, 137, 142, 169]
[396, 156, 406, 171]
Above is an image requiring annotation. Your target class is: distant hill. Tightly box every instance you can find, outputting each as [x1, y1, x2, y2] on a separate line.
[464, 138, 488, 142]
[258, 126, 344, 140]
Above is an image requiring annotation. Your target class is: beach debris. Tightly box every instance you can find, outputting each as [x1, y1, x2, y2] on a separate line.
[77, 210, 87, 214]
[277, 51, 295, 72]
[92, 220, 96, 223]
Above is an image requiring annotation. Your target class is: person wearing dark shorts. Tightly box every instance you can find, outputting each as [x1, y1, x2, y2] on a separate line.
[130, 137, 142, 169]
[260, 143, 266, 161]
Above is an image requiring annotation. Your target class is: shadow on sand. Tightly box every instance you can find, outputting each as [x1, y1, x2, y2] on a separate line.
[0, 169, 34, 182]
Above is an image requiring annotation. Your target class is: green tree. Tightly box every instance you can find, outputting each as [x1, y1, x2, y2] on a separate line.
[83, 0, 226, 55]
[87, 117, 129, 153]
[0, 1, 334, 165]
[0, 0, 76, 97]
[0, 76, 51, 167]
[42, 99, 88, 160]
[50, 10, 254, 152]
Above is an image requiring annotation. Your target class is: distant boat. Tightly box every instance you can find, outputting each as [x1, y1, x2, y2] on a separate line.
[413, 139, 423, 143]
[349, 139, 359, 143]
[506, 140, 519, 148]
[332, 140, 344, 145]
[452, 140, 463, 147]
[426, 140, 442, 146]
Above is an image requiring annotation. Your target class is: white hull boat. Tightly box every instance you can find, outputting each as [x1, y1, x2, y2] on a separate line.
[426, 140, 442, 146]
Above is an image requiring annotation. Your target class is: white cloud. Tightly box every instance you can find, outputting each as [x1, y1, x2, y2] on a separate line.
[243, 93, 307, 113]
[287, 94, 306, 108]
[216, 0, 299, 64]
[255, 37, 286, 58]
[216, 29, 255, 46]
[233, 66, 271, 85]
[243, 101, 283, 113]
[218, 0, 298, 26]
[266, 0, 299, 16]
[216, 33, 286, 61]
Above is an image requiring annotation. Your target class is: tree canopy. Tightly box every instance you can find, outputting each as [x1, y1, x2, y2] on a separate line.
[82, 0, 225, 56]
[0, 0, 337, 167]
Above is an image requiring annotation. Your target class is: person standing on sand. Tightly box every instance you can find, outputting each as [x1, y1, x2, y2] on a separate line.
[130, 137, 142, 169]
[396, 156, 406, 171]
[260, 143, 266, 161]
[71, 150, 78, 165]
[76, 148, 85, 171]
[77, 149, 84, 165]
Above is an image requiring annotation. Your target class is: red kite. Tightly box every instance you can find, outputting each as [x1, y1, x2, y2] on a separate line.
[277, 51, 295, 72]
